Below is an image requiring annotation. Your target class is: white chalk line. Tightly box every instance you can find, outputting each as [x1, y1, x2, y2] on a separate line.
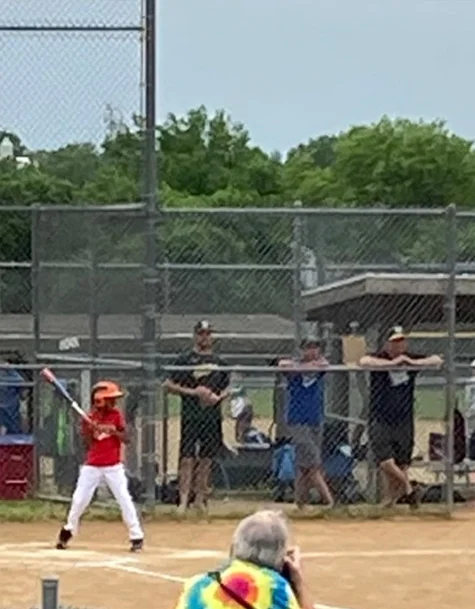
[131, 546, 475, 560]
[300, 547, 475, 559]
[11, 541, 475, 560]
[0, 543, 358, 609]
[109, 563, 187, 583]
[8, 542, 475, 609]
[106, 562, 352, 609]
[0, 542, 220, 560]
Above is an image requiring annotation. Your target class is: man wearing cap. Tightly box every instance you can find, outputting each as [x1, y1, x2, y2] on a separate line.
[165, 321, 230, 513]
[360, 326, 442, 507]
[278, 338, 334, 508]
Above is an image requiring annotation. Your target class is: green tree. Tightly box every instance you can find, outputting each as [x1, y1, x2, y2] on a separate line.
[3, 111, 475, 315]
[159, 106, 282, 198]
[36, 143, 100, 190]
[287, 135, 337, 168]
[333, 117, 475, 206]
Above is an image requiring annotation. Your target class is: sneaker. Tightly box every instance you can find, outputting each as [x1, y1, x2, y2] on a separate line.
[406, 485, 422, 510]
[177, 502, 187, 515]
[56, 527, 72, 550]
[194, 501, 208, 516]
[130, 539, 143, 553]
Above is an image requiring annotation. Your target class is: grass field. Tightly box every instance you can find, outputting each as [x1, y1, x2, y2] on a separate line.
[164, 386, 457, 421]
[156, 385, 455, 478]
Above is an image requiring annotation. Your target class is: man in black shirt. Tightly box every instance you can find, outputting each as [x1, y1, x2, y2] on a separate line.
[360, 326, 442, 507]
[165, 321, 230, 513]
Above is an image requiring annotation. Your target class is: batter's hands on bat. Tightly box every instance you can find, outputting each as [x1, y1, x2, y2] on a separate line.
[88, 422, 115, 439]
[96, 424, 117, 434]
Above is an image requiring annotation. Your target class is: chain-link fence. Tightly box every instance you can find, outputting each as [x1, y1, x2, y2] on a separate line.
[0, 204, 474, 513]
[1, 1, 142, 150]
[154, 205, 469, 513]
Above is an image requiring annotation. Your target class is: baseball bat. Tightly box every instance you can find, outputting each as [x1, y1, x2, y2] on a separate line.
[40, 367, 93, 424]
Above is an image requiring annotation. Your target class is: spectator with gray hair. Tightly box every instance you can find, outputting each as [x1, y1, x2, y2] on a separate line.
[174, 510, 314, 609]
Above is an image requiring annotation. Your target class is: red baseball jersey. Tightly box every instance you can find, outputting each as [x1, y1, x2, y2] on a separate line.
[81, 407, 125, 467]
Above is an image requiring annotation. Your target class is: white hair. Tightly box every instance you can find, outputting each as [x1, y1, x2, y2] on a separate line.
[231, 510, 289, 570]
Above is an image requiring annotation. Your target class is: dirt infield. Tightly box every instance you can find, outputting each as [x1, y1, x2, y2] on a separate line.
[2, 510, 475, 609]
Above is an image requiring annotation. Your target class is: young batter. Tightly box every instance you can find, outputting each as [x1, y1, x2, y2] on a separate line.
[56, 380, 144, 552]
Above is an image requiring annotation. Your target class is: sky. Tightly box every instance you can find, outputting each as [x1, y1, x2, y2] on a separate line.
[2, 0, 475, 155]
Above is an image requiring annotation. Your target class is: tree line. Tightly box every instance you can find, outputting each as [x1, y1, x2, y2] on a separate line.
[1, 107, 475, 316]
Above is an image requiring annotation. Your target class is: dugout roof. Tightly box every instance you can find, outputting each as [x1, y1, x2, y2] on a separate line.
[302, 272, 475, 334]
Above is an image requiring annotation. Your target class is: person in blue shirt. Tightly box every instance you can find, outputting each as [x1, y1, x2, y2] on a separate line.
[0, 362, 25, 435]
[278, 338, 333, 509]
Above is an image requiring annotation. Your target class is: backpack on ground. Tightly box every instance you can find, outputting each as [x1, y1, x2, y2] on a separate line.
[272, 440, 295, 502]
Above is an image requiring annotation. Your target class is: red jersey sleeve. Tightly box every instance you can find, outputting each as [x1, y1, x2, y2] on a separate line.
[114, 409, 126, 432]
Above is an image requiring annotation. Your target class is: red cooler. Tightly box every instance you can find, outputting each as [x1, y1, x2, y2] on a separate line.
[0, 435, 35, 499]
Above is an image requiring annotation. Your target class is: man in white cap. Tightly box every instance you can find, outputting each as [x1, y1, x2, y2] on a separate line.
[165, 320, 230, 513]
[360, 326, 442, 507]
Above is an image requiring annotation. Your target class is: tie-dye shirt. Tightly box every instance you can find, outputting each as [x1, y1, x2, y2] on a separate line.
[174, 559, 300, 609]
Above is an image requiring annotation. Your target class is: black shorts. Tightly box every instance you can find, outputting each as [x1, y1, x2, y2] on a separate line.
[180, 413, 222, 459]
[369, 419, 414, 466]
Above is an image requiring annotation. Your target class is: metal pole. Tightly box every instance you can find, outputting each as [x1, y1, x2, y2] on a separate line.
[444, 203, 457, 514]
[292, 200, 304, 354]
[41, 577, 59, 609]
[315, 220, 326, 286]
[80, 370, 92, 413]
[31, 205, 41, 490]
[164, 257, 171, 313]
[31, 206, 41, 358]
[88, 223, 99, 386]
[161, 385, 169, 486]
[142, 0, 158, 506]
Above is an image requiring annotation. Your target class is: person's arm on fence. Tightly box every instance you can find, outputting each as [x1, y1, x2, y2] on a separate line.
[359, 354, 406, 368]
[278, 357, 328, 373]
[404, 353, 443, 368]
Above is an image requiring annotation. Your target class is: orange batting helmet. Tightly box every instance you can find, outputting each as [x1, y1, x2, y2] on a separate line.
[91, 380, 124, 408]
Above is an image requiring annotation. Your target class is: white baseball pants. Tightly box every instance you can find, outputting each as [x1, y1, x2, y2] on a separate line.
[64, 463, 143, 540]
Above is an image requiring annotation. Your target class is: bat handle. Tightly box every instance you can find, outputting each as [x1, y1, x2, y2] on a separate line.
[72, 400, 92, 424]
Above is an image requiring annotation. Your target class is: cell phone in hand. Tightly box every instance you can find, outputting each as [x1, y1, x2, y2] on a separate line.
[280, 561, 294, 585]
[281, 546, 300, 592]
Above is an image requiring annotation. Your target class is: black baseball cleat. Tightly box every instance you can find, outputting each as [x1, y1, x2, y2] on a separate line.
[56, 527, 72, 550]
[130, 538, 144, 553]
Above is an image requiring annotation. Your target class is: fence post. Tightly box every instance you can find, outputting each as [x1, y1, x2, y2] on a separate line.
[444, 203, 457, 514]
[41, 577, 59, 609]
[292, 200, 304, 353]
[80, 369, 92, 412]
[88, 223, 99, 386]
[315, 219, 326, 287]
[161, 384, 169, 487]
[163, 256, 171, 313]
[142, 0, 158, 506]
[31, 204, 41, 492]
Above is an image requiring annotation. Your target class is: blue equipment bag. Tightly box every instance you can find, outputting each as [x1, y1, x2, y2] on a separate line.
[272, 441, 296, 484]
